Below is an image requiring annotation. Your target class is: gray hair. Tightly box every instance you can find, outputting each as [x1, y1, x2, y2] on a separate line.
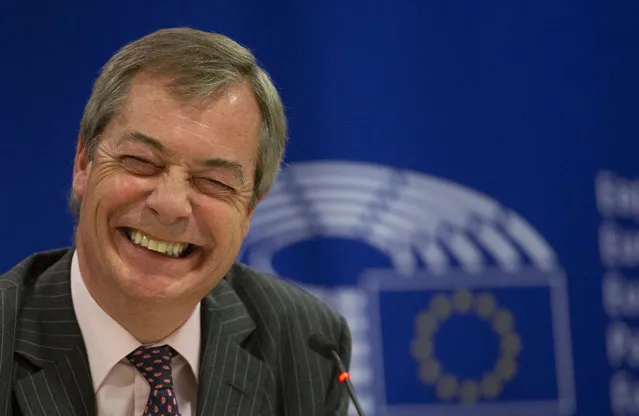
[70, 27, 287, 215]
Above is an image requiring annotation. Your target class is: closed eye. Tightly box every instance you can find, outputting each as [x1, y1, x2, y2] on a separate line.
[206, 178, 233, 189]
[121, 155, 161, 176]
[195, 177, 235, 193]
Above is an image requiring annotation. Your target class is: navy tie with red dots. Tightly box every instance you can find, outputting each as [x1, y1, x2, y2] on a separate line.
[127, 345, 181, 416]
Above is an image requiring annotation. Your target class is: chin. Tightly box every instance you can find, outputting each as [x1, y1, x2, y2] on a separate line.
[115, 271, 184, 301]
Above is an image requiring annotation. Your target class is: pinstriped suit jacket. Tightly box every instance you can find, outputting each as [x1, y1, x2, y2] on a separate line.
[0, 248, 352, 416]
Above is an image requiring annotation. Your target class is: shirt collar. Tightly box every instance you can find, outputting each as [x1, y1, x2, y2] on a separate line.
[70, 250, 201, 392]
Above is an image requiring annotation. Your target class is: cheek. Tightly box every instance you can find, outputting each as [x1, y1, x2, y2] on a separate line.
[92, 170, 151, 201]
[195, 201, 249, 241]
[116, 175, 151, 197]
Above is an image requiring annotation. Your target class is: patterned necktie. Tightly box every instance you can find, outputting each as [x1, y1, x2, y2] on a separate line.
[127, 345, 181, 416]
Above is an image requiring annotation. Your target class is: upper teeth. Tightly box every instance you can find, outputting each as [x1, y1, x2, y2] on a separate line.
[128, 229, 189, 257]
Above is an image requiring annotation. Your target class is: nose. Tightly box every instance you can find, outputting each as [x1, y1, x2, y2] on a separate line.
[145, 170, 192, 224]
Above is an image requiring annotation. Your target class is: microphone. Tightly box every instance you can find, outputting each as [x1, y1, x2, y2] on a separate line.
[308, 333, 366, 416]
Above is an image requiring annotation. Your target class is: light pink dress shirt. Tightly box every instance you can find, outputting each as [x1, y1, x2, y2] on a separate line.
[70, 251, 201, 416]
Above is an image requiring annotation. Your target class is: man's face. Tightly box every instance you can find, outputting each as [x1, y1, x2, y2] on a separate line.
[72, 72, 261, 306]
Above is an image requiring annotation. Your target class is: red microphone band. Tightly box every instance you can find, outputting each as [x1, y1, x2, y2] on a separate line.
[338, 372, 351, 383]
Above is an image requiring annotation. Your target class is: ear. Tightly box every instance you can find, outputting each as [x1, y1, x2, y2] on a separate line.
[72, 137, 92, 198]
[243, 193, 265, 237]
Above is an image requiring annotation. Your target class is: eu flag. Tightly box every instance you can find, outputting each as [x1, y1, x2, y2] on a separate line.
[364, 269, 574, 416]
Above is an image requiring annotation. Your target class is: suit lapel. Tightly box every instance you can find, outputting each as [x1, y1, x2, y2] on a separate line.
[13, 249, 95, 416]
[197, 277, 269, 416]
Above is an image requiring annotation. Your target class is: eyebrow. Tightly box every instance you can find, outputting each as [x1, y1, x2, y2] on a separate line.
[118, 131, 166, 153]
[118, 130, 247, 185]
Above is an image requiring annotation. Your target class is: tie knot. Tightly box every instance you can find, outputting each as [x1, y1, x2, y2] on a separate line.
[127, 345, 177, 390]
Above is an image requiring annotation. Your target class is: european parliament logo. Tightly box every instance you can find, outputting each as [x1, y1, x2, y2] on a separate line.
[239, 161, 575, 416]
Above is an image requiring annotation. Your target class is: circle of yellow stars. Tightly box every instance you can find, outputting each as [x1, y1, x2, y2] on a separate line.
[410, 289, 522, 403]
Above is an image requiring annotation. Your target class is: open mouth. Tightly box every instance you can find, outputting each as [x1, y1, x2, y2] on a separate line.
[118, 227, 197, 259]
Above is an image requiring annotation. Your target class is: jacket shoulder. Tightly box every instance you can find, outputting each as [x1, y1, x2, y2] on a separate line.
[225, 262, 348, 345]
[0, 248, 71, 292]
[227, 262, 342, 318]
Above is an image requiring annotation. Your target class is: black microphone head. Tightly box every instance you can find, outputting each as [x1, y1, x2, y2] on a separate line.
[308, 333, 338, 359]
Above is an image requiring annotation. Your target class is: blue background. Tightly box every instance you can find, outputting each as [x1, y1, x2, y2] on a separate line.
[1, 1, 636, 414]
